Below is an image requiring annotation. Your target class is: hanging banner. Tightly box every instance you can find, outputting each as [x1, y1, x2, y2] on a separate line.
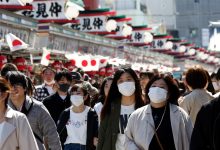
[16, 1, 66, 20]
[151, 35, 172, 50]
[71, 16, 107, 32]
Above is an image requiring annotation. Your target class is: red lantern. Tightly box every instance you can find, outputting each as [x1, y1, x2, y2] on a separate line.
[51, 60, 63, 71]
[64, 61, 76, 71]
[13, 57, 27, 71]
[0, 55, 7, 70]
[99, 67, 106, 76]
[83, 0, 99, 10]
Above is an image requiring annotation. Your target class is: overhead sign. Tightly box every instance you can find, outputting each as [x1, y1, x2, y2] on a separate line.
[16, 1, 66, 20]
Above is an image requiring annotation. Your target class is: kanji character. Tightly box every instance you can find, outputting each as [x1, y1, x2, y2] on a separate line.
[36, 3, 49, 18]
[82, 18, 92, 30]
[134, 32, 142, 42]
[22, 10, 34, 18]
[49, 2, 62, 17]
[93, 17, 103, 30]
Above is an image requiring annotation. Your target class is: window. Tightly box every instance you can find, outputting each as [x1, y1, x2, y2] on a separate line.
[116, 0, 136, 10]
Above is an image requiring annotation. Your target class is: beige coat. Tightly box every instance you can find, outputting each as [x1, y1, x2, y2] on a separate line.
[179, 89, 214, 125]
[0, 107, 39, 150]
[125, 104, 193, 150]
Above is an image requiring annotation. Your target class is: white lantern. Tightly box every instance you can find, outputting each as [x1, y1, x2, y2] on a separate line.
[179, 45, 186, 53]
[143, 32, 153, 43]
[106, 19, 117, 32]
[188, 48, 196, 55]
[207, 56, 215, 62]
[17, 0, 33, 6]
[105, 0, 115, 5]
[65, 6, 80, 20]
[201, 53, 209, 60]
[164, 41, 173, 49]
[122, 24, 132, 37]
[214, 58, 220, 63]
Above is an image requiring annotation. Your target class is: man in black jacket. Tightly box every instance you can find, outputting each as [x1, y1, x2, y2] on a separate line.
[43, 71, 72, 124]
[190, 95, 220, 150]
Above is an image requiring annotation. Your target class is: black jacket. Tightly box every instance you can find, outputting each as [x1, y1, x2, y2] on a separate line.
[43, 92, 71, 124]
[57, 107, 98, 150]
[190, 96, 220, 150]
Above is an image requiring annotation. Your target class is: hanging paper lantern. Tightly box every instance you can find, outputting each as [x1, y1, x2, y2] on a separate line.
[65, 6, 80, 20]
[178, 45, 186, 53]
[164, 41, 173, 49]
[106, 19, 117, 32]
[188, 48, 196, 55]
[122, 24, 132, 37]
[143, 32, 153, 43]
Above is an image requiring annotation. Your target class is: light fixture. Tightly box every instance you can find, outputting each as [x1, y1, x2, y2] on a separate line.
[64, 0, 85, 20]
[65, 6, 80, 20]
[106, 19, 117, 32]
[17, 0, 33, 6]
[164, 41, 173, 49]
[143, 32, 153, 43]
[122, 24, 132, 37]
[178, 45, 186, 53]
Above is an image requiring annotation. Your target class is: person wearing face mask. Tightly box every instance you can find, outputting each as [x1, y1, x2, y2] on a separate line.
[34, 67, 56, 102]
[124, 76, 193, 150]
[6, 71, 62, 150]
[0, 77, 39, 150]
[43, 71, 72, 124]
[57, 83, 98, 150]
[97, 68, 145, 150]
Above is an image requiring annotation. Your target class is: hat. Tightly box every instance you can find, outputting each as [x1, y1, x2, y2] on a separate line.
[13, 57, 27, 71]
[71, 71, 82, 81]
[42, 66, 56, 73]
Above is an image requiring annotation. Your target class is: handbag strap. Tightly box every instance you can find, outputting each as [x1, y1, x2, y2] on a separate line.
[149, 123, 164, 150]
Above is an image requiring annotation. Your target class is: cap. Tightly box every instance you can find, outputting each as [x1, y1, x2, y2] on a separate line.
[42, 66, 56, 73]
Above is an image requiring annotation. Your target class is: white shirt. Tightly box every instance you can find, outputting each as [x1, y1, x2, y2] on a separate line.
[59, 95, 67, 100]
[116, 104, 135, 150]
[64, 106, 90, 145]
[45, 85, 54, 95]
[94, 102, 103, 125]
[0, 121, 6, 141]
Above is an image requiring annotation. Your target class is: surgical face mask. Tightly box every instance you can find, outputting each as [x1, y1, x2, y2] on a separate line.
[44, 80, 55, 85]
[70, 95, 84, 107]
[212, 82, 220, 91]
[118, 81, 135, 96]
[59, 83, 70, 93]
[148, 87, 168, 103]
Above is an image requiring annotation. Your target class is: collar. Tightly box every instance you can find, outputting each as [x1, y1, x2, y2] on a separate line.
[4, 106, 14, 118]
[146, 103, 178, 114]
[8, 96, 33, 111]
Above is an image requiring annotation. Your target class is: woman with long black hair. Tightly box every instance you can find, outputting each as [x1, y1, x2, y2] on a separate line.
[97, 68, 145, 150]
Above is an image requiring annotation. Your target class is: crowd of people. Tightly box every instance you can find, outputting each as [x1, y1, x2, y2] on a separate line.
[0, 62, 220, 150]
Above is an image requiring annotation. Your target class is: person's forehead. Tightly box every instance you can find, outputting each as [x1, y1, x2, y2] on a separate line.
[43, 69, 54, 74]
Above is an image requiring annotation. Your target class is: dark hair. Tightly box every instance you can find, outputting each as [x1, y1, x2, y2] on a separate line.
[98, 76, 113, 104]
[70, 83, 90, 106]
[54, 71, 72, 82]
[145, 76, 180, 105]
[217, 68, 220, 80]
[185, 67, 208, 89]
[0, 77, 10, 107]
[101, 68, 144, 120]
[139, 71, 154, 80]
[6, 71, 34, 96]
[204, 70, 215, 95]
[1, 63, 18, 78]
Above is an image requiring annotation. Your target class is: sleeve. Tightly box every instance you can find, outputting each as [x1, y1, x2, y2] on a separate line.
[190, 106, 207, 150]
[57, 110, 68, 145]
[124, 113, 140, 150]
[96, 115, 109, 150]
[93, 111, 99, 138]
[18, 114, 39, 150]
[38, 104, 62, 150]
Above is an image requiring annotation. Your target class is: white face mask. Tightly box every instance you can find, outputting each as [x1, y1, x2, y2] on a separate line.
[44, 80, 55, 85]
[148, 87, 168, 103]
[118, 81, 135, 96]
[70, 95, 84, 107]
[212, 82, 220, 91]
